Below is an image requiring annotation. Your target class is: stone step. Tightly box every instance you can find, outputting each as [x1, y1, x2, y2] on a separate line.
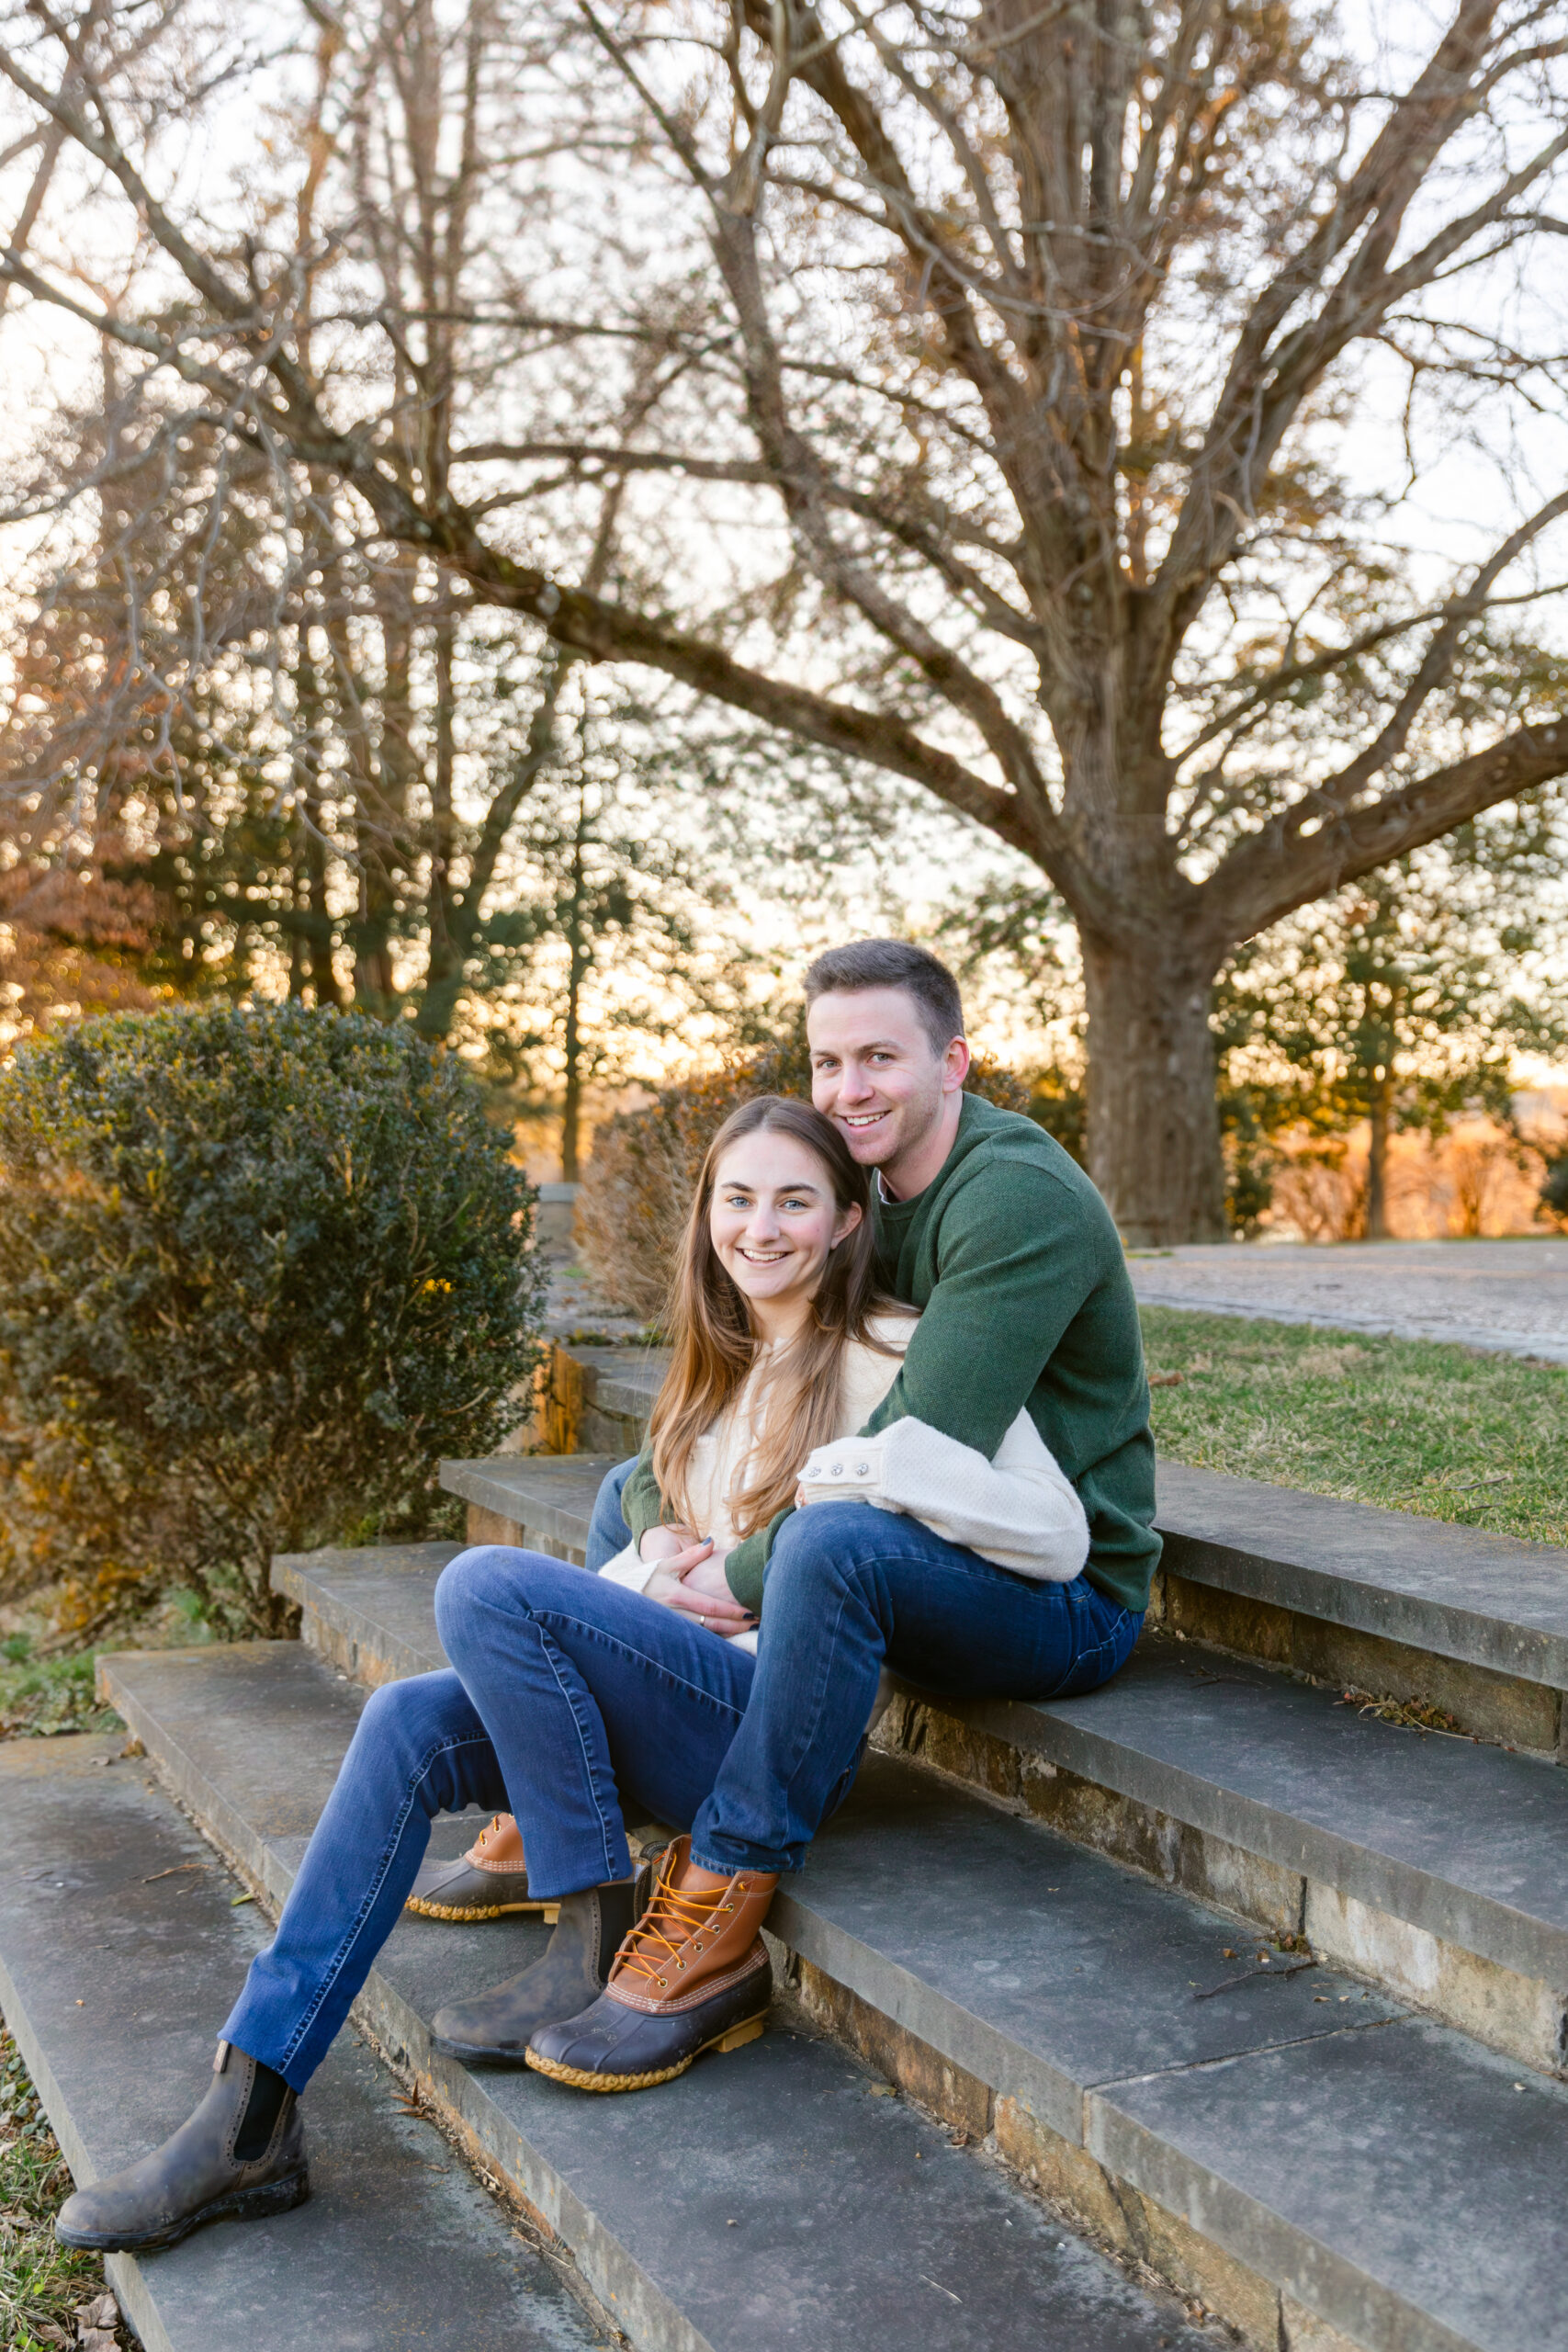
[502, 1341, 1568, 1754]
[1154, 1463, 1568, 1756]
[99, 1638, 1568, 2352]
[275, 1540, 1568, 2078]
[889, 1640, 1568, 2076]
[530, 1342, 662, 1458]
[96, 1645, 1216, 2352]
[0, 1733, 611, 2352]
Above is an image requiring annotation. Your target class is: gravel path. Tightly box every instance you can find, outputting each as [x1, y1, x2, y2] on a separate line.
[1127, 1238, 1568, 1364]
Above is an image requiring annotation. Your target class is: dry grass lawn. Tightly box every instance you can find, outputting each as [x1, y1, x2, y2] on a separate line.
[1143, 1306, 1568, 1548]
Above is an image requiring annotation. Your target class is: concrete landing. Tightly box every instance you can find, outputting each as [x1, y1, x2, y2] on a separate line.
[1129, 1238, 1568, 1363]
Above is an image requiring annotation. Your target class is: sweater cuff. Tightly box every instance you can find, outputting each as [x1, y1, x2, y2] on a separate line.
[798, 1431, 889, 1504]
[619, 1445, 661, 1543]
[724, 1531, 768, 1612]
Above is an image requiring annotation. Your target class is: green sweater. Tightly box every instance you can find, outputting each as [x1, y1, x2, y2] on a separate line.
[622, 1092, 1160, 1614]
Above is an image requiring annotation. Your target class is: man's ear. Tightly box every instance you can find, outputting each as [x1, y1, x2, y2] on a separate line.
[942, 1036, 971, 1092]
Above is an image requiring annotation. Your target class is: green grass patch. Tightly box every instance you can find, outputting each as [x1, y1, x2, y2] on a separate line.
[1142, 1306, 1568, 1547]
[0, 1640, 123, 1743]
[0, 2027, 126, 2349]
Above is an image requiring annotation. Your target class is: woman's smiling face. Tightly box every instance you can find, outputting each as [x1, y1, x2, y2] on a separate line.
[708, 1131, 862, 1329]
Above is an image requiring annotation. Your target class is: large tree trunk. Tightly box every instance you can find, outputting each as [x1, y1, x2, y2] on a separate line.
[1081, 936, 1228, 1248]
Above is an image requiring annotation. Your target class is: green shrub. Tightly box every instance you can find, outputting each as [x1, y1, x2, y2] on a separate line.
[577, 1019, 1032, 1319]
[0, 1003, 544, 1638]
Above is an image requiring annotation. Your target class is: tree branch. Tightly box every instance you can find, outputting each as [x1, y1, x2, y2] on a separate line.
[1203, 716, 1568, 950]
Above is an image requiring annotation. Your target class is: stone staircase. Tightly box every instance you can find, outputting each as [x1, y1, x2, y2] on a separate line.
[4, 1338, 1566, 2350]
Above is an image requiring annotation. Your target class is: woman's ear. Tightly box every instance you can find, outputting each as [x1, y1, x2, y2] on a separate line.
[832, 1200, 863, 1248]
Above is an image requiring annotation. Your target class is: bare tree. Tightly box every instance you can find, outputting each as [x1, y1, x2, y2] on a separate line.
[3, 0, 1568, 1236]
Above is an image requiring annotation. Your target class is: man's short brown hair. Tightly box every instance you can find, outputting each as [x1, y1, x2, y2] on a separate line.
[803, 939, 965, 1057]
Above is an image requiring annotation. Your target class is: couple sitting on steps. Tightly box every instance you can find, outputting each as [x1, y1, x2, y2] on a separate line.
[58, 937, 1160, 2256]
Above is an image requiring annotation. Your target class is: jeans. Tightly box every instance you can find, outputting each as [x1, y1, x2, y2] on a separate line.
[221, 1461, 1141, 2090]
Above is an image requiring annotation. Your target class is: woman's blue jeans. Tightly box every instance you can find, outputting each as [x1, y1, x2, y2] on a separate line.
[221, 1463, 1142, 2089]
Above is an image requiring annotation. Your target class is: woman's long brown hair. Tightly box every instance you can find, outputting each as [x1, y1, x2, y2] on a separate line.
[649, 1095, 906, 1540]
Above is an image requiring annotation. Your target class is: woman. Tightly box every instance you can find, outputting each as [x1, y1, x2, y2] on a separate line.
[55, 1097, 1088, 2255]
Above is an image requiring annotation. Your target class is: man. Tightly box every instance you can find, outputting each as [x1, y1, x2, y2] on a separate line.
[56, 940, 1155, 2254]
[610, 937, 1157, 1648]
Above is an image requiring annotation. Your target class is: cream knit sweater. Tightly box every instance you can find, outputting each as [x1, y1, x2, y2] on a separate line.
[598, 1313, 1089, 1650]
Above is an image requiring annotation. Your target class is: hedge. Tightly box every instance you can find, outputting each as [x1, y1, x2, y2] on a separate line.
[0, 1003, 545, 1637]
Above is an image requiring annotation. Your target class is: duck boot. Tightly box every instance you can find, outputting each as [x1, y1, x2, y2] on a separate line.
[525, 1837, 775, 2093]
[429, 1875, 643, 2063]
[407, 1812, 547, 1921]
[55, 2042, 308, 2255]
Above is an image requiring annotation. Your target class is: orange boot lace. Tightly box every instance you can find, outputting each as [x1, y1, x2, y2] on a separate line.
[612, 1853, 737, 1995]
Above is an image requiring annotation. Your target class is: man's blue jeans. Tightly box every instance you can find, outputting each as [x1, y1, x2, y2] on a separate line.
[221, 1461, 1142, 2089]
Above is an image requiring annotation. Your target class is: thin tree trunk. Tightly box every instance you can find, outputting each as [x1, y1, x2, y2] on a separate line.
[419, 608, 462, 1034]
[361, 585, 418, 1009]
[1365, 1086, 1393, 1240]
[292, 640, 344, 1010]
[1081, 936, 1228, 1246]
[560, 805, 588, 1182]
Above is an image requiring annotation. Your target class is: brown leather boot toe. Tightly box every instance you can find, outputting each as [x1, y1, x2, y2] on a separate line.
[407, 1813, 548, 1921]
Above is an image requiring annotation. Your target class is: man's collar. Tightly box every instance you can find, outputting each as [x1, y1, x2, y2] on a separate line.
[877, 1092, 970, 1205]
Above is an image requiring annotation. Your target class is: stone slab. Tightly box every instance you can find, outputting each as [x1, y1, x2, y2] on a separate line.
[1156, 1462, 1568, 1694]
[1093, 2014, 1568, 2352]
[97, 1648, 1211, 2352]
[774, 1752, 1404, 2146]
[957, 1634, 1568, 1991]
[0, 1735, 603, 2352]
[439, 1458, 619, 1555]
[276, 1554, 446, 1688]
[566, 1345, 665, 1422]
[271, 1541, 461, 1680]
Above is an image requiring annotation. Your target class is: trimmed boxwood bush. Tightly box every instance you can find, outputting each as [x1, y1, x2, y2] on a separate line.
[0, 1003, 544, 1638]
[578, 1020, 1032, 1319]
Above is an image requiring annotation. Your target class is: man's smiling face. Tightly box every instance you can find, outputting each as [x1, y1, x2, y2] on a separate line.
[807, 986, 965, 1178]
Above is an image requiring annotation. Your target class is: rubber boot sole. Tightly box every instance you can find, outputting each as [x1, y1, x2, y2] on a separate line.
[55, 2165, 310, 2254]
[406, 1895, 557, 1922]
[525, 2010, 768, 2093]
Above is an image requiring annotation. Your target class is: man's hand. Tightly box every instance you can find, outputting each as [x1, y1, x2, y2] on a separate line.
[639, 1529, 755, 1635]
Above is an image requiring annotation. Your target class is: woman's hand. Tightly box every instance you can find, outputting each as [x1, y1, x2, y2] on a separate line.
[637, 1522, 700, 1564]
[640, 1531, 756, 1636]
